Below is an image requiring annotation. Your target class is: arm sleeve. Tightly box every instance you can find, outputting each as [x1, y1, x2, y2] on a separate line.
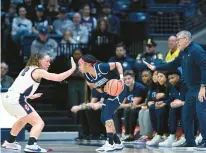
[98, 63, 110, 74]
[192, 46, 206, 85]
[91, 89, 101, 99]
[164, 85, 177, 105]
[156, 54, 182, 71]
[133, 87, 142, 97]
[12, 18, 18, 34]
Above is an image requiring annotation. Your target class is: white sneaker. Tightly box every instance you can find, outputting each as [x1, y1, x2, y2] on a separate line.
[114, 142, 124, 150]
[172, 136, 186, 147]
[195, 134, 203, 145]
[146, 135, 164, 146]
[24, 143, 47, 152]
[121, 135, 130, 141]
[95, 141, 115, 152]
[146, 134, 158, 145]
[2, 141, 21, 150]
[159, 135, 177, 147]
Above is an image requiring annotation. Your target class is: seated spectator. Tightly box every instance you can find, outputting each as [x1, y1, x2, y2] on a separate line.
[3, 4, 18, 53]
[11, 6, 32, 45]
[100, 3, 120, 35]
[60, 30, 78, 56]
[165, 36, 180, 62]
[67, 13, 89, 44]
[108, 42, 135, 72]
[21, 0, 36, 20]
[71, 89, 106, 140]
[0, 61, 14, 89]
[53, 7, 72, 35]
[81, 4, 97, 34]
[141, 69, 152, 86]
[135, 70, 153, 143]
[32, 4, 53, 34]
[119, 70, 148, 142]
[146, 71, 178, 146]
[91, 0, 110, 17]
[90, 18, 120, 62]
[30, 26, 58, 59]
[136, 39, 164, 65]
[159, 70, 187, 147]
[45, 0, 59, 21]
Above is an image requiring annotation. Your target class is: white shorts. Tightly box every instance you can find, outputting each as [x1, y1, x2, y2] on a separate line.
[2, 92, 33, 118]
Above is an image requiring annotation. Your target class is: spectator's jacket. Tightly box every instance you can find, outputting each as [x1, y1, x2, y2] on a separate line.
[173, 80, 188, 101]
[32, 16, 52, 31]
[136, 51, 164, 65]
[81, 16, 97, 34]
[156, 42, 206, 90]
[53, 18, 73, 35]
[12, 17, 32, 35]
[146, 82, 178, 106]
[31, 37, 58, 59]
[5, 12, 18, 30]
[67, 24, 89, 44]
[124, 82, 148, 104]
[0, 75, 14, 88]
[108, 55, 135, 72]
[165, 48, 180, 62]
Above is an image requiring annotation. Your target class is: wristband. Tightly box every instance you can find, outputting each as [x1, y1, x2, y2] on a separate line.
[120, 74, 124, 79]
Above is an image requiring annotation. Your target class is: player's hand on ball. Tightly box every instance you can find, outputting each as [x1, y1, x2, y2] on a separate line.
[71, 57, 76, 70]
[71, 105, 81, 113]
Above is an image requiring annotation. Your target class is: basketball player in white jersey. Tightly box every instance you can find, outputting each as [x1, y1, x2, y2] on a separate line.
[2, 52, 76, 152]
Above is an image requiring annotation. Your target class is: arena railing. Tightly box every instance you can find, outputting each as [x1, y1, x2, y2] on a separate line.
[147, 0, 206, 37]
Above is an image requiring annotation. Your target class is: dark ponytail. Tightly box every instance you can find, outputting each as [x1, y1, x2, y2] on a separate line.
[81, 54, 102, 64]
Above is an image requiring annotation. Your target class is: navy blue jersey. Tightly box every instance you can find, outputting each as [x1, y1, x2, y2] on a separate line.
[81, 17, 95, 33]
[84, 63, 119, 88]
[125, 82, 148, 104]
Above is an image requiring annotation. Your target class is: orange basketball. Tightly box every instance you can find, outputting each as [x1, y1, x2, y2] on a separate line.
[105, 79, 124, 96]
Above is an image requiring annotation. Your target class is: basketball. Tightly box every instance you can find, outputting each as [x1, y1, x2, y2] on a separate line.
[105, 79, 124, 96]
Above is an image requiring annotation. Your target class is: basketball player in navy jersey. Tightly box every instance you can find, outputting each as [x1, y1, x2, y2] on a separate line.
[78, 54, 124, 152]
[2, 53, 76, 152]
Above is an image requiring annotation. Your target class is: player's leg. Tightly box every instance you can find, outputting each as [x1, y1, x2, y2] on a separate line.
[20, 104, 46, 152]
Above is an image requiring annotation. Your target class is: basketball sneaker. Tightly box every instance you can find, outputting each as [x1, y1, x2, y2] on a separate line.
[159, 135, 177, 147]
[114, 142, 124, 150]
[2, 141, 21, 150]
[95, 141, 115, 152]
[172, 136, 186, 147]
[195, 141, 206, 151]
[24, 143, 47, 152]
[146, 135, 164, 146]
[195, 134, 203, 145]
[121, 135, 130, 141]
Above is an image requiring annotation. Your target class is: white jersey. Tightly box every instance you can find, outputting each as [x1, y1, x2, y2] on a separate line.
[8, 66, 40, 98]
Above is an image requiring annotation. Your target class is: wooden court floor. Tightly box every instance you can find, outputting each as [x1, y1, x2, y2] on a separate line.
[1, 141, 203, 153]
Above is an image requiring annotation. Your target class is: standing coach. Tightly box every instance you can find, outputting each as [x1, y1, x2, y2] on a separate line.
[143, 30, 206, 151]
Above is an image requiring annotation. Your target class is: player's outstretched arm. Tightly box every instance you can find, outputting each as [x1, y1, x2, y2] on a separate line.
[37, 57, 76, 82]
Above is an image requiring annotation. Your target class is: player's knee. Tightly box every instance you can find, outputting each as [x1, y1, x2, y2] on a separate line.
[38, 119, 45, 128]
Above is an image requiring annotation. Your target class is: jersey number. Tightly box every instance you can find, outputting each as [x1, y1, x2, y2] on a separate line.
[21, 67, 30, 76]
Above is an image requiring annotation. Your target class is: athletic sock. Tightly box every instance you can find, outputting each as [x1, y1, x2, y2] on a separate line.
[28, 137, 37, 145]
[107, 133, 114, 145]
[7, 133, 16, 143]
[113, 133, 121, 144]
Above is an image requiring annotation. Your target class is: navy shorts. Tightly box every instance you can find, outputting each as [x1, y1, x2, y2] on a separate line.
[101, 96, 120, 124]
